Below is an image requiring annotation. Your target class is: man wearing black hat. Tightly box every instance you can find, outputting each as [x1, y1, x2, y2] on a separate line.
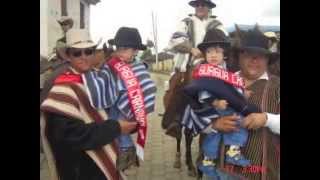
[214, 27, 280, 180]
[167, 0, 228, 73]
[180, 27, 279, 180]
[181, 28, 260, 179]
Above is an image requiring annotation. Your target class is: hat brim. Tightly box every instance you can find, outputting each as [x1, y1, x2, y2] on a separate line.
[237, 46, 279, 65]
[240, 46, 270, 55]
[109, 39, 147, 50]
[198, 41, 230, 52]
[189, 1, 216, 9]
[67, 38, 102, 49]
[57, 19, 73, 25]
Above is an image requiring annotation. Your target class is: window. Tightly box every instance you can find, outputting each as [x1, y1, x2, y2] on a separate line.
[61, 0, 67, 16]
[80, 2, 85, 28]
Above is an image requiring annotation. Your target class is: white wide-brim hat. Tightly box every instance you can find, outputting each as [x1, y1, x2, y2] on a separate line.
[66, 29, 101, 49]
[264, 31, 277, 39]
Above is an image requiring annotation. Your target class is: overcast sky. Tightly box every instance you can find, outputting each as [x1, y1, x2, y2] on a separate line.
[90, 0, 280, 51]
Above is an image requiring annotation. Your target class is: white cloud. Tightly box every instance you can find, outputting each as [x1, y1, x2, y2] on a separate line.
[90, 0, 279, 51]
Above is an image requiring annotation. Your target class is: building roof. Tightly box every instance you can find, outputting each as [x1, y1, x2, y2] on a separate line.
[227, 24, 280, 33]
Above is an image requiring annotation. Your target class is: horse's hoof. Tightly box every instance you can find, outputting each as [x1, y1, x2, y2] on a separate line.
[188, 168, 197, 177]
[173, 152, 181, 168]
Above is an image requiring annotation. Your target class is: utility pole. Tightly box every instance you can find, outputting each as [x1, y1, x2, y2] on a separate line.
[151, 11, 159, 69]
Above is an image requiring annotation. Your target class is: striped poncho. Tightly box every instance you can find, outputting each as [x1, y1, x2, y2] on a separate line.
[40, 68, 127, 180]
[182, 104, 220, 136]
[222, 75, 280, 180]
[181, 64, 246, 136]
[83, 60, 157, 120]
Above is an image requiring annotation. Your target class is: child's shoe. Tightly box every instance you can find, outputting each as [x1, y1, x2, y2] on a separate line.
[225, 147, 250, 167]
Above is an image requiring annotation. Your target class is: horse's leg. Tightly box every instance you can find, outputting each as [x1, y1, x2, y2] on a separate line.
[173, 132, 182, 168]
[185, 128, 197, 177]
[196, 133, 205, 180]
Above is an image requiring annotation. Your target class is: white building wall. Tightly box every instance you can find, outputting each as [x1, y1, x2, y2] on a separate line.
[81, 0, 91, 30]
[41, 0, 93, 57]
[40, 0, 48, 57]
[68, 0, 80, 29]
[47, 0, 63, 57]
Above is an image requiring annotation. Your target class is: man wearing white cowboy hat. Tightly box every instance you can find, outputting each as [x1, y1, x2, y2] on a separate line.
[264, 31, 279, 53]
[162, 0, 229, 176]
[167, 0, 228, 73]
[40, 28, 136, 180]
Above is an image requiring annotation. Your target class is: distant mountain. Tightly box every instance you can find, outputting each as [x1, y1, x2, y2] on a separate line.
[226, 24, 280, 33]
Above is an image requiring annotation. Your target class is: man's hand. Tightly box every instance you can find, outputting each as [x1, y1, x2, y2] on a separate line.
[211, 114, 240, 133]
[118, 120, 137, 134]
[212, 99, 228, 110]
[190, 48, 202, 58]
[173, 41, 192, 53]
[242, 113, 267, 130]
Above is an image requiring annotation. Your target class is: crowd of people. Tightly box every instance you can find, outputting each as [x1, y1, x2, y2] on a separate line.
[40, 0, 279, 180]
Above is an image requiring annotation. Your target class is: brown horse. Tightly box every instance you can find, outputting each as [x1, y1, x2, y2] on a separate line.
[161, 61, 200, 177]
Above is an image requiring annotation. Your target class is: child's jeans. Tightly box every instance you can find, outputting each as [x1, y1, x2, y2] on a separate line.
[202, 108, 248, 159]
[108, 106, 134, 151]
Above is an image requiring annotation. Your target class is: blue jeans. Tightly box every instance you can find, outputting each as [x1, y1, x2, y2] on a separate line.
[202, 108, 248, 159]
[203, 169, 243, 180]
[108, 106, 134, 150]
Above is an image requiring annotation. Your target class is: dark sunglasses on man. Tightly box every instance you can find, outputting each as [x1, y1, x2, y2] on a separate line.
[195, 3, 207, 7]
[60, 22, 71, 26]
[70, 48, 95, 57]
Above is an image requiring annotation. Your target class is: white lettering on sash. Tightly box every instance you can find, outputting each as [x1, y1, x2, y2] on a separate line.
[199, 66, 207, 76]
[114, 62, 123, 70]
[127, 78, 138, 88]
[139, 129, 145, 140]
[235, 76, 244, 87]
[129, 89, 146, 127]
[222, 71, 229, 81]
[194, 64, 245, 88]
[212, 67, 221, 78]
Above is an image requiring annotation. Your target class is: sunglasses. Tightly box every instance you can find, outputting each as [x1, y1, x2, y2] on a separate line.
[195, 3, 207, 7]
[70, 48, 95, 57]
[60, 22, 70, 26]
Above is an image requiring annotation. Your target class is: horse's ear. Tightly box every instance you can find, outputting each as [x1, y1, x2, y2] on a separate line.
[234, 24, 243, 38]
[253, 23, 263, 33]
[235, 24, 241, 32]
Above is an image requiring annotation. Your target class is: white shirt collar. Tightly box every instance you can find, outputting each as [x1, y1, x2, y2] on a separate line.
[191, 15, 209, 22]
[218, 61, 227, 69]
[235, 71, 269, 80]
[69, 67, 81, 74]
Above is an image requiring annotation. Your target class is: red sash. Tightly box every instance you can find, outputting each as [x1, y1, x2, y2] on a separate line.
[54, 71, 83, 84]
[107, 57, 147, 160]
[192, 64, 245, 89]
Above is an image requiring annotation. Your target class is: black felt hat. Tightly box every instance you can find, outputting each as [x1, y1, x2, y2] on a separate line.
[197, 28, 230, 53]
[189, 0, 216, 9]
[109, 27, 146, 50]
[236, 27, 279, 64]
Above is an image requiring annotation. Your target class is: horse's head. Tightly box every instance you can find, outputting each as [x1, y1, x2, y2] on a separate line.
[161, 67, 195, 137]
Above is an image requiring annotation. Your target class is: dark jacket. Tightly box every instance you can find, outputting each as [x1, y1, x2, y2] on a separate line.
[46, 113, 121, 180]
